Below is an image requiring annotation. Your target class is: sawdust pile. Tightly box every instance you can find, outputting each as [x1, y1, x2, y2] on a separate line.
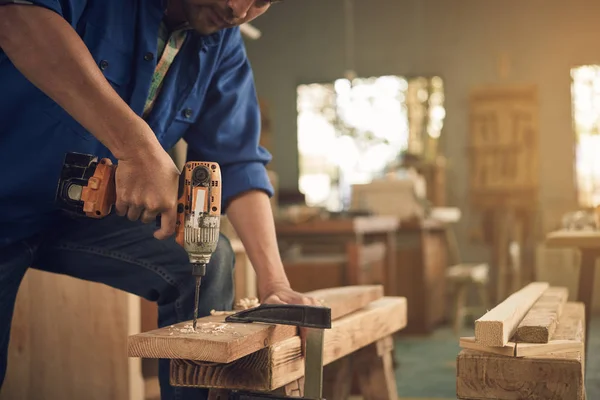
[168, 322, 240, 336]
[210, 297, 260, 316]
[167, 297, 260, 335]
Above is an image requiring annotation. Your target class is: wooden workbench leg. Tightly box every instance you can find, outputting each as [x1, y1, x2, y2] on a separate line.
[578, 250, 597, 354]
[353, 336, 398, 400]
[323, 356, 352, 400]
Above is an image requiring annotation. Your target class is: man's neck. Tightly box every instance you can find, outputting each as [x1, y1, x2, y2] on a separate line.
[164, 0, 188, 30]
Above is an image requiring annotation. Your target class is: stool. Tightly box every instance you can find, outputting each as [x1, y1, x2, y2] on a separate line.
[443, 225, 490, 334]
[447, 263, 490, 334]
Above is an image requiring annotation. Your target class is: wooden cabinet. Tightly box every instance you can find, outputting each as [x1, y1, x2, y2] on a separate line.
[394, 221, 448, 334]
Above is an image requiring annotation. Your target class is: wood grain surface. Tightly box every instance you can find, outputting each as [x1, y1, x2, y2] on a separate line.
[128, 285, 383, 363]
[169, 296, 407, 390]
[475, 282, 549, 346]
[514, 287, 569, 343]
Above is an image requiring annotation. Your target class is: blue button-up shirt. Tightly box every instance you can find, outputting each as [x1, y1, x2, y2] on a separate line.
[0, 0, 273, 246]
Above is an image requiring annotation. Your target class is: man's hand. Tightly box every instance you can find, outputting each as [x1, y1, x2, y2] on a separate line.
[115, 141, 181, 240]
[260, 282, 321, 306]
[260, 281, 324, 356]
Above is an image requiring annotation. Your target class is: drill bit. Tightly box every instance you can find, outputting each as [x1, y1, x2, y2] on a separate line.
[191, 262, 207, 331]
[192, 275, 202, 331]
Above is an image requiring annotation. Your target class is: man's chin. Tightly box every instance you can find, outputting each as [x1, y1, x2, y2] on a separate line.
[183, 6, 225, 35]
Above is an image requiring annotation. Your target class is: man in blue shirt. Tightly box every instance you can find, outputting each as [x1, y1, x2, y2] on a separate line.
[0, 1, 317, 398]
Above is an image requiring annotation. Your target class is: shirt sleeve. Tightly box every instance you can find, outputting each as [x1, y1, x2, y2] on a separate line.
[0, 0, 86, 26]
[184, 27, 274, 213]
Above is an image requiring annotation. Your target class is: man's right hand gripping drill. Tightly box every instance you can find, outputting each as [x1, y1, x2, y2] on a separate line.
[0, 5, 181, 240]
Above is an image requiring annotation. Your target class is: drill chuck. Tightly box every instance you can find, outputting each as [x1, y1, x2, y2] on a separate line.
[191, 262, 206, 277]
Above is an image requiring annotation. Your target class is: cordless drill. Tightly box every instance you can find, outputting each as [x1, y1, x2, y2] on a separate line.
[55, 152, 222, 330]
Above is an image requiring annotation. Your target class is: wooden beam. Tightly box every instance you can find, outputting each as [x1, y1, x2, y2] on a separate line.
[461, 300, 584, 358]
[513, 287, 569, 343]
[459, 337, 516, 357]
[128, 285, 383, 363]
[457, 302, 585, 400]
[304, 285, 384, 320]
[169, 297, 407, 391]
[475, 282, 549, 346]
[460, 337, 581, 358]
[516, 301, 584, 357]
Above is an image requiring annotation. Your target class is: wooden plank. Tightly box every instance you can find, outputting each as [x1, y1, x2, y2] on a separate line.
[457, 302, 585, 400]
[128, 285, 383, 363]
[522, 302, 585, 363]
[459, 337, 515, 357]
[302, 285, 384, 320]
[461, 301, 584, 358]
[516, 340, 582, 357]
[474, 282, 549, 346]
[514, 287, 569, 343]
[169, 297, 407, 390]
[460, 337, 581, 358]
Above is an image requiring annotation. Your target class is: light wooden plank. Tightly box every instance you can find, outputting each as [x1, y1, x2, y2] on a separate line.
[169, 297, 407, 390]
[474, 282, 549, 346]
[514, 286, 569, 343]
[461, 302, 584, 358]
[306, 285, 383, 320]
[459, 337, 515, 357]
[515, 340, 582, 357]
[457, 302, 585, 400]
[128, 285, 383, 363]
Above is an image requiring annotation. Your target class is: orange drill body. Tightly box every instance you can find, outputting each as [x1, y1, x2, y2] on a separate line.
[175, 161, 222, 260]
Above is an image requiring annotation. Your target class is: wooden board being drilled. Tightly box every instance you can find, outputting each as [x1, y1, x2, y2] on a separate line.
[128, 285, 383, 363]
[457, 302, 585, 400]
[169, 297, 407, 390]
[474, 282, 549, 346]
[513, 286, 569, 343]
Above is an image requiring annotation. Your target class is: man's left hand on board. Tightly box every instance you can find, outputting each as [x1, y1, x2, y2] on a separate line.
[260, 282, 323, 355]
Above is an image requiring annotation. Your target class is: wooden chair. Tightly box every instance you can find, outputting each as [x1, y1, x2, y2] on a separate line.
[444, 226, 490, 334]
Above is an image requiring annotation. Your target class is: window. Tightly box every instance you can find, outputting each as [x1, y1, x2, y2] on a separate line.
[297, 75, 445, 210]
[571, 65, 600, 207]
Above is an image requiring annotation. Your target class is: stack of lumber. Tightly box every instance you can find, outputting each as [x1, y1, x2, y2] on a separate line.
[128, 285, 407, 396]
[456, 282, 586, 400]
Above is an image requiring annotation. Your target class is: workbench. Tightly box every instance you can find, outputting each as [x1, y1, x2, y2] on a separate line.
[128, 285, 407, 399]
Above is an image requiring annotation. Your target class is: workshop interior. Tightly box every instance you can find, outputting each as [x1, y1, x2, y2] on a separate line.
[3, 0, 600, 399]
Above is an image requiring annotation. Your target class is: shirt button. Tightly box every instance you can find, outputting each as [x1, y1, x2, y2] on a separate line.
[99, 60, 109, 70]
[183, 108, 193, 118]
[144, 52, 154, 61]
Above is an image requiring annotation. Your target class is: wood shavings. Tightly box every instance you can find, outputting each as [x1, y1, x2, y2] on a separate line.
[235, 297, 260, 310]
[210, 297, 260, 316]
[169, 322, 235, 335]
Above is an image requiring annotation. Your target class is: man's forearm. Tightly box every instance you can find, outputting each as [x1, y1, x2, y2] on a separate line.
[225, 190, 290, 298]
[0, 5, 158, 159]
